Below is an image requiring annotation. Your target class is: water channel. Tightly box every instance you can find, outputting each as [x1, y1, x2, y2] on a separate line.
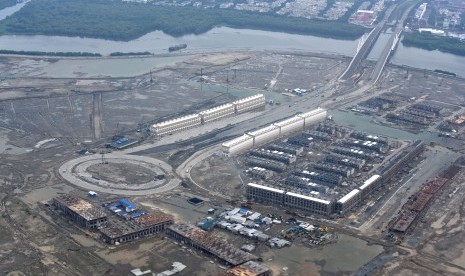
[1, 2, 465, 77]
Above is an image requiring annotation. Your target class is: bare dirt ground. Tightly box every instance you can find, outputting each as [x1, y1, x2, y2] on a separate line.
[1, 51, 465, 275]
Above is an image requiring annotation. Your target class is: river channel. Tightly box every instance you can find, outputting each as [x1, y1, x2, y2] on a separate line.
[1, 2, 465, 77]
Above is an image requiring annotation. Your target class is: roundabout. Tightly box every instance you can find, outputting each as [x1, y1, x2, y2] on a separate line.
[59, 152, 180, 195]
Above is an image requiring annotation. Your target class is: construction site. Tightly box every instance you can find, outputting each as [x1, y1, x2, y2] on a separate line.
[1, 48, 465, 276]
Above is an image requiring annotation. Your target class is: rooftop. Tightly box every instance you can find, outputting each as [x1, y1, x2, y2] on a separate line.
[168, 223, 256, 266]
[135, 211, 174, 227]
[199, 103, 234, 115]
[232, 94, 264, 104]
[359, 174, 381, 190]
[247, 125, 279, 136]
[274, 116, 304, 127]
[153, 114, 200, 128]
[100, 210, 173, 239]
[54, 194, 106, 221]
[338, 189, 360, 204]
[225, 261, 271, 276]
[286, 191, 331, 204]
[247, 183, 285, 194]
[222, 134, 253, 148]
[298, 107, 326, 118]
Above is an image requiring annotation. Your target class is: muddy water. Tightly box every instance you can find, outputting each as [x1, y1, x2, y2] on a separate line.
[329, 109, 442, 142]
[40, 55, 190, 78]
[264, 234, 383, 274]
[0, 129, 31, 155]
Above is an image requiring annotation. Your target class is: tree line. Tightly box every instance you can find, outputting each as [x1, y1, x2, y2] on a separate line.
[402, 31, 465, 57]
[0, 0, 366, 41]
[0, 49, 101, 57]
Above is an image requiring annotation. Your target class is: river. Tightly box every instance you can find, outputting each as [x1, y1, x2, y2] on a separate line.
[0, 2, 464, 77]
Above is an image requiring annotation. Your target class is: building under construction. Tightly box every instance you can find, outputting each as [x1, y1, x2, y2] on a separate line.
[100, 211, 174, 244]
[166, 223, 257, 266]
[53, 194, 107, 229]
[378, 140, 424, 184]
[224, 261, 272, 276]
[246, 183, 333, 216]
[390, 177, 450, 233]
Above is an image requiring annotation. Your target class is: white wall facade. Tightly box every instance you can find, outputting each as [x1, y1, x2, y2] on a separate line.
[247, 125, 280, 146]
[298, 108, 327, 128]
[222, 134, 254, 156]
[274, 116, 305, 136]
[151, 114, 201, 136]
[200, 104, 235, 124]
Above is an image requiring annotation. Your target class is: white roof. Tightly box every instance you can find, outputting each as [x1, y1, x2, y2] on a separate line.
[199, 103, 234, 115]
[247, 212, 261, 220]
[232, 94, 264, 104]
[228, 207, 241, 215]
[286, 192, 331, 205]
[274, 116, 304, 127]
[338, 189, 360, 204]
[153, 114, 199, 128]
[298, 108, 326, 118]
[359, 175, 381, 190]
[247, 125, 279, 136]
[247, 183, 284, 194]
[222, 134, 253, 148]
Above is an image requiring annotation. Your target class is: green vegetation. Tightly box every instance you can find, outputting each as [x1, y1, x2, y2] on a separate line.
[0, 0, 18, 10]
[434, 69, 456, 77]
[0, 0, 366, 41]
[402, 31, 465, 56]
[109, 52, 152, 56]
[0, 50, 101, 57]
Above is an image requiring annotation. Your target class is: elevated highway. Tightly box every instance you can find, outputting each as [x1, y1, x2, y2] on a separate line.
[338, 5, 396, 82]
[338, 24, 384, 82]
[369, 29, 402, 84]
[369, 4, 414, 84]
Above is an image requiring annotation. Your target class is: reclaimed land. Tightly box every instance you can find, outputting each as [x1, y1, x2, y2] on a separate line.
[402, 31, 465, 57]
[0, 0, 366, 41]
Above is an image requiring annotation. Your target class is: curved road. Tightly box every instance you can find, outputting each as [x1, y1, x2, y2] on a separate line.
[59, 152, 181, 195]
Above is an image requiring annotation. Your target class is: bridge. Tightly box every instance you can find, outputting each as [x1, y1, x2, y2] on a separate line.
[339, 3, 417, 85]
[369, 4, 414, 85]
[338, 5, 396, 82]
[338, 23, 385, 82]
[369, 28, 401, 84]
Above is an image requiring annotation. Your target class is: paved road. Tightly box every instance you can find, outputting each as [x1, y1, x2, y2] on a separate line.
[339, 5, 396, 82]
[59, 152, 181, 195]
[339, 24, 384, 82]
[369, 4, 414, 84]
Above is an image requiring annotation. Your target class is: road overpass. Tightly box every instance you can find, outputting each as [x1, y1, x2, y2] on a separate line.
[338, 5, 396, 82]
[338, 24, 384, 82]
[369, 29, 402, 84]
[369, 4, 414, 84]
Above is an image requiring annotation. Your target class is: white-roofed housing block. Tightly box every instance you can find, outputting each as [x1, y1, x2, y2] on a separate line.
[221, 108, 328, 156]
[199, 103, 235, 124]
[246, 183, 284, 206]
[151, 114, 201, 136]
[247, 125, 281, 147]
[298, 108, 327, 127]
[284, 192, 333, 216]
[232, 94, 266, 113]
[221, 134, 254, 156]
[335, 189, 361, 214]
[359, 174, 382, 199]
[273, 116, 305, 136]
